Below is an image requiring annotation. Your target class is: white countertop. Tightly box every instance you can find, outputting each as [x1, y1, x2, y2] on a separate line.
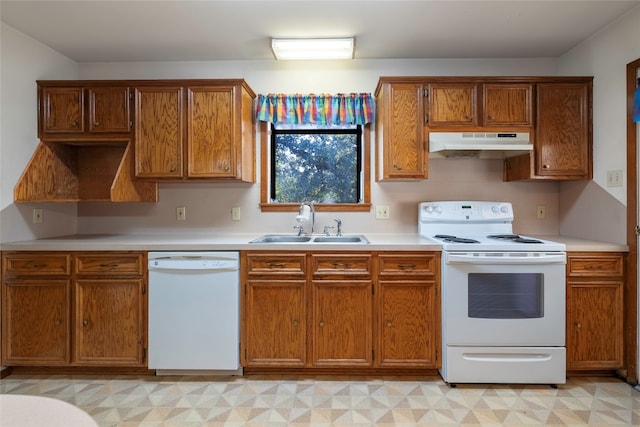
[0, 233, 628, 252]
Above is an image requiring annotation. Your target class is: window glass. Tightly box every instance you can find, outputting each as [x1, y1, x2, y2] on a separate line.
[270, 124, 361, 204]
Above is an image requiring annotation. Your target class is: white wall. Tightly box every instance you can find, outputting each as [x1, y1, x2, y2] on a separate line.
[556, 5, 640, 243]
[0, 23, 78, 243]
[76, 58, 562, 236]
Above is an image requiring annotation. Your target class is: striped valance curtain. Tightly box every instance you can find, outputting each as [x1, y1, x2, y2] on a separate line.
[256, 93, 374, 125]
[634, 78, 640, 122]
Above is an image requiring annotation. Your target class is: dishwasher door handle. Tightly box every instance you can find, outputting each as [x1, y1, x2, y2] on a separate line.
[148, 259, 239, 271]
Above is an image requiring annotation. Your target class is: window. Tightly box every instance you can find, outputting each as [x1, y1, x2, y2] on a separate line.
[271, 123, 361, 204]
[259, 122, 371, 212]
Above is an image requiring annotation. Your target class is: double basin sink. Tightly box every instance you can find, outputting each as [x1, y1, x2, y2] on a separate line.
[250, 234, 370, 244]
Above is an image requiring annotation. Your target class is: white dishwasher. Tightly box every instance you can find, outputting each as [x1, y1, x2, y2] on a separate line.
[148, 251, 241, 375]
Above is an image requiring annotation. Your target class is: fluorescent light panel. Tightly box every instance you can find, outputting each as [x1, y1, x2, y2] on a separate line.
[271, 38, 354, 60]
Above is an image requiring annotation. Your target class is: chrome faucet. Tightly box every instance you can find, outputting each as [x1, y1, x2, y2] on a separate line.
[334, 218, 342, 236]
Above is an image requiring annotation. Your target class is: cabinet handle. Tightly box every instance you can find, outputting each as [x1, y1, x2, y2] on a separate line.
[319, 321, 325, 328]
[332, 262, 351, 269]
[576, 322, 582, 329]
[99, 262, 118, 268]
[398, 264, 416, 270]
[292, 320, 299, 327]
[386, 321, 393, 327]
[268, 262, 285, 268]
[585, 264, 603, 270]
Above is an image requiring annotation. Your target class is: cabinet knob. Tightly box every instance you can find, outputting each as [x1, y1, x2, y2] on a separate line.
[576, 322, 582, 329]
[543, 164, 550, 169]
[292, 320, 298, 327]
[319, 321, 325, 328]
[386, 321, 393, 327]
[393, 164, 402, 170]
[93, 121, 100, 127]
[55, 319, 61, 326]
[83, 320, 88, 326]
[71, 120, 79, 127]
[170, 167, 177, 173]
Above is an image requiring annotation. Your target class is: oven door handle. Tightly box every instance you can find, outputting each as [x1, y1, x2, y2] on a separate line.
[445, 252, 566, 264]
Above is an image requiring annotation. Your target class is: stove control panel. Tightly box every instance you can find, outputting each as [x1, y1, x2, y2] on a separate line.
[419, 201, 514, 223]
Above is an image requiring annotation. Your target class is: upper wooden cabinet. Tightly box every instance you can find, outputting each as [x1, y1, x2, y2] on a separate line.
[38, 84, 132, 140]
[483, 83, 532, 126]
[505, 79, 592, 181]
[375, 82, 427, 180]
[375, 76, 591, 182]
[134, 81, 255, 181]
[426, 83, 478, 127]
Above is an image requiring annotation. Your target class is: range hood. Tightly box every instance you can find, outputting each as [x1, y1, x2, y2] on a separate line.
[428, 132, 532, 159]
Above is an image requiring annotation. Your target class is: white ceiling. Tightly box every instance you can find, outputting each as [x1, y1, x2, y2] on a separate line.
[1, 0, 639, 62]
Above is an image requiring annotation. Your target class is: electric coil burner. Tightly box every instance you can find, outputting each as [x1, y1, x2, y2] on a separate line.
[419, 201, 567, 385]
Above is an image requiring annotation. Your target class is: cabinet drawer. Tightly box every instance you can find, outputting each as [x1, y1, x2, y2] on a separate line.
[245, 253, 306, 277]
[75, 253, 144, 275]
[567, 254, 624, 278]
[311, 254, 372, 278]
[378, 253, 438, 276]
[2, 253, 71, 276]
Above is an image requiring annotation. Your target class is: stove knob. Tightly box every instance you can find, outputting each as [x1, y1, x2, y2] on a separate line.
[491, 205, 499, 213]
[434, 206, 442, 214]
[500, 205, 509, 213]
[425, 206, 433, 213]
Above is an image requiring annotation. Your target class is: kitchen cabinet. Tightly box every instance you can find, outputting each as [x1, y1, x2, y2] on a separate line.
[376, 253, 440, 368]
[38, 84, 132, 140]
[375, 82, 428, 180]
[1, 251, 147, 368]
[242, 252, 307, 367]
[311, 254, 373, 367]
[426, 83, 478, 127]
[482, 83, 532, 126]
[505, 79, 592, 181]
[241, 251, 440, 373]
[566, 252, 624, 371]
[2, 253, 72, 365]
[376, 76, 591, 182]
[134, 80, 256, 181]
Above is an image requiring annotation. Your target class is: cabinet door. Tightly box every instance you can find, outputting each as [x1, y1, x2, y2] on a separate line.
[40, 87, 84, 134]
[483, 84, 532, 126]
[535, 83, 591, 178]
[2, 280, 70, 365]
[566, 281, 623, 370]
[243, 280, 307, 367]
[378, 83, 427, 179]
[312, 280, 373, 366]
[427, 83, 477, 126]
[134, 86, 184, 178]
[187, 86, 237, 178]
[88, 86, 131, 133]
[377, 280, 438, 368]
[74, 279, 144, 366]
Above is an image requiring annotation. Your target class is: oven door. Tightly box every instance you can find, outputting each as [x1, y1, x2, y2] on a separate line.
[442, 251, 566, 346]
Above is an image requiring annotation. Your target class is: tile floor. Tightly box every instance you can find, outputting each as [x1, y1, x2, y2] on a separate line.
[1, 374, 639, 426]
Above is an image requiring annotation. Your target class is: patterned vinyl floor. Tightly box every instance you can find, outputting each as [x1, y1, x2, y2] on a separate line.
[1, 374, 639, 426]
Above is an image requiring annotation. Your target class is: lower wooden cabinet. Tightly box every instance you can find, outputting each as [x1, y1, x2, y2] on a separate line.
[1, 251, 147, 368]
[241, 251, 440, 371]
[566, 252, 625, 371]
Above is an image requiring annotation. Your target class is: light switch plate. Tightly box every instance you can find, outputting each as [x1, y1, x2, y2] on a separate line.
[231, 207, 241, 221]
[32, 208, 43, 224]
[606, 169, 623, 187]
[176, 207, 186, 221]
[375, 205, 390, 219]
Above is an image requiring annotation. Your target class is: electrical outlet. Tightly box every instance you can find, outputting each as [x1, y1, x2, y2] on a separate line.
[375, 205, 390, 219]
[176, 206, 186, 221]
[536, 205, 546, 220]
[606, 169, 623, 187]
[231, 207, 241, 221]
[32, 208, 43, 224]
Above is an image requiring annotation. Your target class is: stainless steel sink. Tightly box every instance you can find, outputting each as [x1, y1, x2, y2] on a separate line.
[312, 235, 369, 244]
[249, 235, 312, 243]
[249, 234, 369, 244]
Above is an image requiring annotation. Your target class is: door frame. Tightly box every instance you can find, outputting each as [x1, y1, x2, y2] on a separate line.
[625, 57, 639, 384]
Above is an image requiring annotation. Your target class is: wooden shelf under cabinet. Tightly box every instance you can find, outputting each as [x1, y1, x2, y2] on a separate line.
[14, 140, 158, 202]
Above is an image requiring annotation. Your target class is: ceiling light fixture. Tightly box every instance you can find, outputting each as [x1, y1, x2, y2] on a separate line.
[271, 38, 354, 60]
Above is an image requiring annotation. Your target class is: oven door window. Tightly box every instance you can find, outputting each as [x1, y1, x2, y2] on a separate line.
[468, 273, 543, 319]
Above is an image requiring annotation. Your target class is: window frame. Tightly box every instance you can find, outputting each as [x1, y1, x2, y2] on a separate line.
[259, 121, 371, 212]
